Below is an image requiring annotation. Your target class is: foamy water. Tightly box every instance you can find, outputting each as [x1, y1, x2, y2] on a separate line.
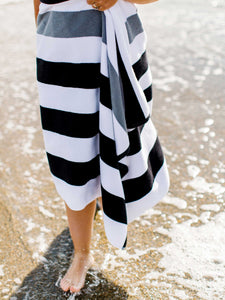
[96, 203, 225, 299]
[146, 211, 225, 299]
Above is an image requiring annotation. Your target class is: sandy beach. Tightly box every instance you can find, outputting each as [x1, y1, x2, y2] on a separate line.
[0, 0, 225, 299]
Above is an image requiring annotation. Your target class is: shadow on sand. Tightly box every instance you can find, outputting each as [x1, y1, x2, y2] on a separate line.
[10, 228, 128, 299]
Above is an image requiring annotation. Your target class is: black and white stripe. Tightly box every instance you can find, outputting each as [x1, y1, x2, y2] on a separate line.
[36, 0, 170, 249]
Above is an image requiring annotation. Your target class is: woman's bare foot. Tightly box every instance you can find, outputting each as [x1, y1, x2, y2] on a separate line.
[60, 252, 95, 293]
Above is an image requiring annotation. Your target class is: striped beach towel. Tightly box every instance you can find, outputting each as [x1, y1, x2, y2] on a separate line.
[36, 0, 170, 249]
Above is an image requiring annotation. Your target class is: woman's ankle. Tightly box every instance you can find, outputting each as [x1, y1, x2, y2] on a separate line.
[75, 248, 92, 255]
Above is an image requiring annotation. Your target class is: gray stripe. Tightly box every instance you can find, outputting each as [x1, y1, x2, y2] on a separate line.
[125, 14, 144, 44]
[108, 57, 126, 131]
[101, 13, 107, 44]
[37, 10, 102, 38]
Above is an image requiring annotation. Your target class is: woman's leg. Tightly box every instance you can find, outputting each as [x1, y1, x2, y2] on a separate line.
[60, 199, 97, 293]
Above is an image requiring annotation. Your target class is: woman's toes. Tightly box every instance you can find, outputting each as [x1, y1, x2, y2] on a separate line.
[60, 278, 71, 292]
[70, 282, 83, 293]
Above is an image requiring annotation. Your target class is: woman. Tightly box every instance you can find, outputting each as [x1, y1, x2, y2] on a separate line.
[33, 0, 169, 294]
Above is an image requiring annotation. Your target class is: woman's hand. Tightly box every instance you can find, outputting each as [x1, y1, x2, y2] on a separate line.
[87, 0, 118, 11]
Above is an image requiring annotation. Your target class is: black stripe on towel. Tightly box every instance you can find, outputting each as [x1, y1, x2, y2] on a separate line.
[127, 128, 142, 156]
[122, 237, 127, 249]
[143, 84, 152, 103]
[47, 152, 100, 186]
[148, 137, 164, 178]
[123, 168, 154, 203]
[40, 106, 99, 138]
[99, 132, 117, 163]
[123, 137, 164, 203]
[37, 58, 101, 89]
[101, 186, 127, 224]
[99, 74, 112, 110]
[132, 51, 149, 81]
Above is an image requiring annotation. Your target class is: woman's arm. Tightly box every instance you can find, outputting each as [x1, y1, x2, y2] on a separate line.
[124, 0, 158, 4]
[33, 0, 41, 27]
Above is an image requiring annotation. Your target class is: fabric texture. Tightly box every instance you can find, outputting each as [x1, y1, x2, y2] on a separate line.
[36, 0, 170, 249]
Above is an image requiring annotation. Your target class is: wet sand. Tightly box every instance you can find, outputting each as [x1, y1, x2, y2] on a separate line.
[0, 0, 224, 299]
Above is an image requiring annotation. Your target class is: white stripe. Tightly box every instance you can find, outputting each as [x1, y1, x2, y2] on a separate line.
[51, 174, 101, 211]
[100, 158, 124, 198]
[140, 118, 157, 152]
[105, 10, 119, 73]
[126, 160, 170, 223]
[37, 82, 99, 114]
[148, 100, 153, 116]
[36, 34, 102, 64]
[119, 0, 137, 17]
[120, 119, 157, 181]
[100, 42, 108, 77]
[129, 31, 147, 65]
[103, 211, 127, 249]
[139, 66, 153, 91]
[42, 130, 99, 163]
